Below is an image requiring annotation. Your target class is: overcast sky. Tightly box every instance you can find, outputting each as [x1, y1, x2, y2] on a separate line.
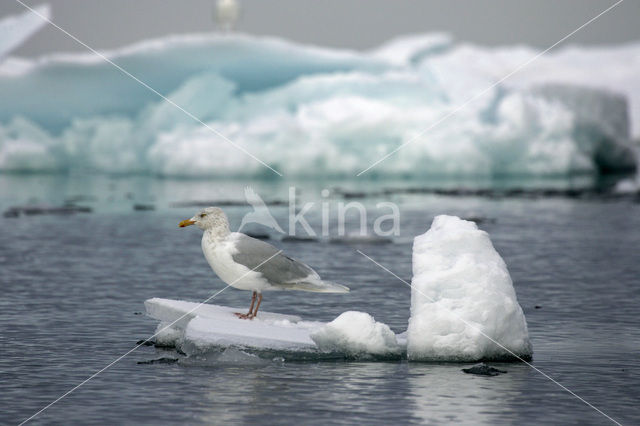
[2, 0, 639, 57]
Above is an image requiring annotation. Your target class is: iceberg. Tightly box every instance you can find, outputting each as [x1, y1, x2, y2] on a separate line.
[407, 215, 532, 361]
[2, 32, 635, 177]
[145, 216, 532, 362]
[0, 4, 50, 61]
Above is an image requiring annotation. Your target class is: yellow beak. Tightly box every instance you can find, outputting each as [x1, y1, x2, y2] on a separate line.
[179, 219, 196, 228]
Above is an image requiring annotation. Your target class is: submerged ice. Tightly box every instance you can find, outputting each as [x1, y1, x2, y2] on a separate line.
[0, 33, 638, 176]
[145, 215, 531, 362]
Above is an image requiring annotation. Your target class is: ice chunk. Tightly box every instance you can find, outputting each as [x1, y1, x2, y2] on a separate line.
[407, 215, 532, 361]
[519, 44, 640, 139]
[182, 348, 271, 367]
[310, 311, 401, 357]
[0, 4, 50, 61]
[531, 84, 635, 172]
[614, 147, 640, 194]
[0, 34, 377, 130]
[144, 298, 321, 354]
[615, 177, 640, 194]
[428, 41, 640, 138]
[153, 322, 182, 347]
[145, 298, 403, 359]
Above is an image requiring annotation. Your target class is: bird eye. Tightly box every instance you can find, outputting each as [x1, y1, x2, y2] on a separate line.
[200, 213, 206, 218]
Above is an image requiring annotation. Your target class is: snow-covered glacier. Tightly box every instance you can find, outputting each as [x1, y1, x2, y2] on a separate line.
[0, 32, 637, 177]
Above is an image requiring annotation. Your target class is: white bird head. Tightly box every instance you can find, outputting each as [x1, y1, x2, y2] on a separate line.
[179, 207, 230, 234]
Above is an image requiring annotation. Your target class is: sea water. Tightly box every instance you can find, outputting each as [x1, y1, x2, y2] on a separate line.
[1, 175, 639, 424]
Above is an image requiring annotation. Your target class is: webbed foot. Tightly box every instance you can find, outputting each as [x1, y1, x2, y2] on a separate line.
[234, 312, 254, 320]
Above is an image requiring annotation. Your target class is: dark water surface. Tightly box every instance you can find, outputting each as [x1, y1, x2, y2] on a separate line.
[1, 176, 639, 424]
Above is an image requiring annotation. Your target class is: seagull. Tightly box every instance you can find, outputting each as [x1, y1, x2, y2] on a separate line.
[238, 187, 285, 234]
[179, 207, 349, 319]
[215, 0, 239, 31]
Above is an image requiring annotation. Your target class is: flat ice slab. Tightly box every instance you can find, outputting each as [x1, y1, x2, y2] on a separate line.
[145, 298, 404, 359]
[145, 298, 321, 353]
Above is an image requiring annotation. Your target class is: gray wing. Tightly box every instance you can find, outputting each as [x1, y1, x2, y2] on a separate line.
[232, 234, 318, 286]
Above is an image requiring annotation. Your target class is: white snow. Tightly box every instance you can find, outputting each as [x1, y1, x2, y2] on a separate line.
[407, 215, 532, 361]
[310, 311, 401, 357]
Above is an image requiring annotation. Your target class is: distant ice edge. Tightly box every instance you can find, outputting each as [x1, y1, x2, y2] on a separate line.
[144, 215, 532, 362]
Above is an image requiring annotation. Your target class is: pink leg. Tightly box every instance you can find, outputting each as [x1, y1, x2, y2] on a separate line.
[250, 293, 263, 319]
[235, 291, 256, 319]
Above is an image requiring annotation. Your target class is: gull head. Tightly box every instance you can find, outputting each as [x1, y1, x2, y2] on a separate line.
[179, 207, 230, 233]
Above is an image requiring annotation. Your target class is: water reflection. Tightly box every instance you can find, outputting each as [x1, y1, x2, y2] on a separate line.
[408, 363, 526, 423]
[198, 361, 414, 424]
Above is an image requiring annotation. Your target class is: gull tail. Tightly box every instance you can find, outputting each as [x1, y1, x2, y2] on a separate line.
[285, 280, 350, 293]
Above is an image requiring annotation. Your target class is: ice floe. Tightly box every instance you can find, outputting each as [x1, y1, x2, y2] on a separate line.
[144, 215, 532, 362]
